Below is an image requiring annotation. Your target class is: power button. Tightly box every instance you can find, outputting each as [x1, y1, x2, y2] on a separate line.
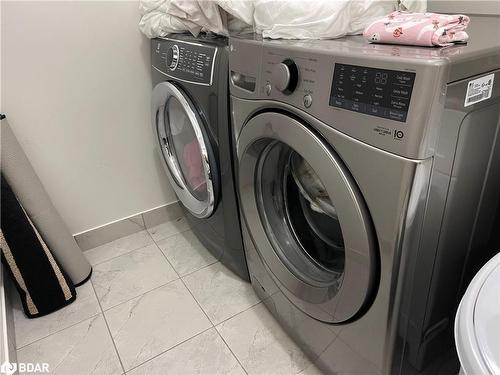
[303, 94, 313, 108]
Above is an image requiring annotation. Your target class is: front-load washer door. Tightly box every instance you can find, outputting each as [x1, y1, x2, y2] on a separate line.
[152, 82, 218, 218]
[238, 111, 378, 323]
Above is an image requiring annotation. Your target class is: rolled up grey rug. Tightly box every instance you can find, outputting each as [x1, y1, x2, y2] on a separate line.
[1, 117, 91, 285]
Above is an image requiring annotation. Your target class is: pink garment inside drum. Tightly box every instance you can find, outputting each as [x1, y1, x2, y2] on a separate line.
[182, 140, 206, 194]
[363, 11, 470, 47]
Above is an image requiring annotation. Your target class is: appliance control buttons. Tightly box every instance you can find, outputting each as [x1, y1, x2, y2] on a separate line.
[303, 94, 313, 108]
[272, 58, 299, 95]
[166, 45, 180, 71]
[265, 82, 272, 96]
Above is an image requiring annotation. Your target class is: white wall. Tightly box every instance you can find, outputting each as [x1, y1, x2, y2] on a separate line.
[1, 1, 177, 234]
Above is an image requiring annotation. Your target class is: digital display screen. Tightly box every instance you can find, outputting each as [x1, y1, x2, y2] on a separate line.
[329, 63, 416, 122]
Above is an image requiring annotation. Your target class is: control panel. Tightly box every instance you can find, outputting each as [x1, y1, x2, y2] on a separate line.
[230, 37, 447, 159]
[152, 39, 217, 85]
[329, 64, 415, 122]
[260, 48, 417, 124]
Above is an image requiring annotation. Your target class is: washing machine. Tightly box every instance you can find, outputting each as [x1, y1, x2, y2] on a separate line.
[151, 33, 248, 280]
[229, 16, 500, 375]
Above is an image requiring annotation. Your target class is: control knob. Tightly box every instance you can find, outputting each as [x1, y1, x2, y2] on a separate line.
[272, 59, 299, 95]
[166, 45, 180, 71]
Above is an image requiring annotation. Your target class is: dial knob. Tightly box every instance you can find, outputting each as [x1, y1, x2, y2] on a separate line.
[166, 45, 179, 71]
[272, 59, 299, 95]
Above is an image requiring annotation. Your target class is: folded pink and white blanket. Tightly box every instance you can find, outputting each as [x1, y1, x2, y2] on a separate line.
[363, 11, 470, 47]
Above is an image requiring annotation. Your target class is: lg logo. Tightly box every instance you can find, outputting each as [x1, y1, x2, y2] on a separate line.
[394, 130, 404, 140]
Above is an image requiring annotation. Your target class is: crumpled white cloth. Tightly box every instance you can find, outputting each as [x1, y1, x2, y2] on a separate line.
[139, 0, 427, 40]
[253, 0, 395, 39]
[139, 0, 228, 38]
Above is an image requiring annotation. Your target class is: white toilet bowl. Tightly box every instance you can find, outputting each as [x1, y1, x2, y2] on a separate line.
[455, 252, 500, 375]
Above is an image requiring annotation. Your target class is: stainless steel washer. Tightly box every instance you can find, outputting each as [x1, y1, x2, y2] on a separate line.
[229, 17, 500, 374]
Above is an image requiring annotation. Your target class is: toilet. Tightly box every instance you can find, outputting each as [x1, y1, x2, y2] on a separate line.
[455, 252, 500, 375]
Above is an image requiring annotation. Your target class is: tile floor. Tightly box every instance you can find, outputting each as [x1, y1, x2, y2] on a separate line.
[13, 216, 323, 375]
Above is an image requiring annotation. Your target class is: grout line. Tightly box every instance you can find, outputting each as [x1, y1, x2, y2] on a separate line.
[98, 224, 218, 373]
[85, 240, 156, 267]
[140, 212, 147, 232]
[146, 218, 220, 279]
[166, 257, 253, 375]
[153, 233, 215, 326]
[151, 222, 256, 375]
[89, 279, 127, 375]
[15, 310, 102, 351]
[214, 328, 249, 375]
[98, 276, 180, 313]
[14, 284, 101, 350]
[82, 229, 151, 252]
[146, 222, 184, 245]
[123, 325, 214, 373]
[214, 300, 263, 328]
[91, 215, 252, 373]
[86, 221, 190, 268]
[89, 240, 182, 313]
[178, 276, 215, 326]
[178, 259, 220, 278]
[149, 224, 192, 243]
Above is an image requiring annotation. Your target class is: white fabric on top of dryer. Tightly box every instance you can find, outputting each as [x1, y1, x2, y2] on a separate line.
[139, 0, 427, 40]
[219, 1, 256, 34]
[139, 0, 229, 38]
[253, 0, 427, 40]
[216, 0, 255, 27]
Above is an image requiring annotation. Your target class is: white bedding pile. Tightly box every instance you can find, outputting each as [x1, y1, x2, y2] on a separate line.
[139, 0, 426, 40]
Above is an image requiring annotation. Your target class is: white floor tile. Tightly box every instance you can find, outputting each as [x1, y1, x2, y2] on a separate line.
[92, 244, 177, 310]
[127, 328, 245, 375]
[156, 230, 217, 276]
[105, 280, 212, 371]
[14, 282, 100, 349]
[305, 337, 380, 375]
[147, 216, 190, 242]
[183, 262, 260, 325]
[84, 230, 153, 266]
[217, 303, 311, 375]
[17, 315, 122, 375]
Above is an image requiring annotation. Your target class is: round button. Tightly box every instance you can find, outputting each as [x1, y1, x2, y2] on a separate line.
[271, 59, 299, 95]
[303, 94, 313, 108]
[166, 45, 179, 71]
[265, 82, 272, 96]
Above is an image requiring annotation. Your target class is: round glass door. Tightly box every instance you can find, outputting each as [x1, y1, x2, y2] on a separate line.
[152, 82, 217, 218]
[257, 141, 345, 288]
[237, 111, 377, 323]
[164, 97, 208, 201]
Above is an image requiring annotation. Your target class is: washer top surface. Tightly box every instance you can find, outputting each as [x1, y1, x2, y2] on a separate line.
[229, 17, 500, 161]
[455, 252, 500, 375]
[231, 16, 500, 83]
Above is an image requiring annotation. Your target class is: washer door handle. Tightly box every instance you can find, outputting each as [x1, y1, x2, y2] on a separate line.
[151, 81, 218, 219]
[156, 105, 185, 190]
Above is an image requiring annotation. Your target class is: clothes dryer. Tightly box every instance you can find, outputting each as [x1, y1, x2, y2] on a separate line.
[152, 33, 248, 280]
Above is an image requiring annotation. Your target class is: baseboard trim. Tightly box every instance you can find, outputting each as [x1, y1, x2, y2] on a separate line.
[74, 201, 182, 250]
